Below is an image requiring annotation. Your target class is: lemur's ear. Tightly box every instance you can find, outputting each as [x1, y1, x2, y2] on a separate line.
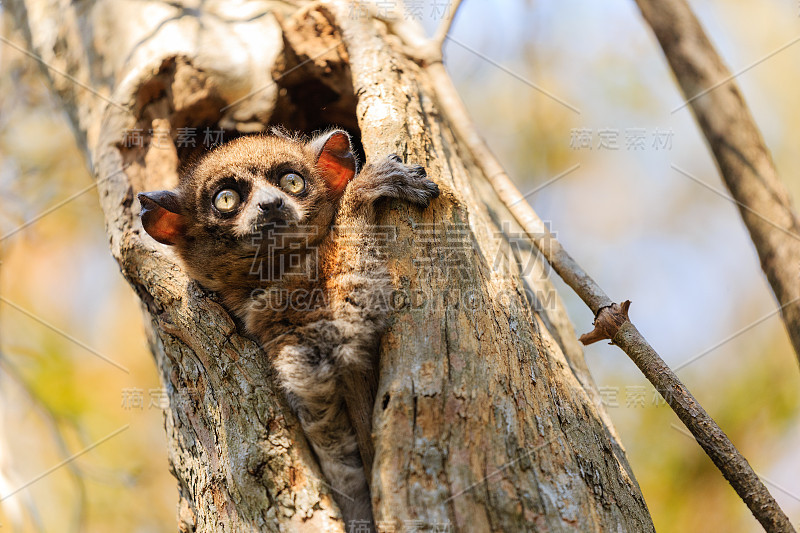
[310, 130, 357, 194]
[138, 190, 186, 246]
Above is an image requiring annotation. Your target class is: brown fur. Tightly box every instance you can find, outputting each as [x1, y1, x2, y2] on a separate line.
[138, 131, 438, 529]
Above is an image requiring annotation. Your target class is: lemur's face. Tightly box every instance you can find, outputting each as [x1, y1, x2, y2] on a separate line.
[137, 130, 356, 290]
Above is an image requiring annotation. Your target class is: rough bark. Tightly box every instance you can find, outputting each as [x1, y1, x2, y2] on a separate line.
[7, 1, 654, 531]
[635, 0, 800, 364]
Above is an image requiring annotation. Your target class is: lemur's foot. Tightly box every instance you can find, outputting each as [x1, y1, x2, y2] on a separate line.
[360, 154, 440, 207]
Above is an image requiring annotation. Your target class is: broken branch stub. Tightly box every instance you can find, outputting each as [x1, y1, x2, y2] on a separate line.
[579, 300, 632, 346]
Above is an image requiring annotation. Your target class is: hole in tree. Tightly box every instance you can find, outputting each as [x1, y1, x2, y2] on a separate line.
[267, 40, 365, 165]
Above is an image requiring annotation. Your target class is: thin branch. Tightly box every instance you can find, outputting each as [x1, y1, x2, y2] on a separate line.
[432, 0, 463, 50]
[387, 15, 797, 533]
[635, 0, 800, 364]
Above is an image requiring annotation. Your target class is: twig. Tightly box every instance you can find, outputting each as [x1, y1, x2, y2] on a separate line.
[431, 0, 463, 50]
[385, 7, 797, 533]
[635, 0, 800, 363]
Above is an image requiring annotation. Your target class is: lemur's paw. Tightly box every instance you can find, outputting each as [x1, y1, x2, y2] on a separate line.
[381, 155, 439, 208]
[411, 172, 439, 207]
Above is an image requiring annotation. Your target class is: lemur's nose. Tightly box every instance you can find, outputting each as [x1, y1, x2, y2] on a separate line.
[257, 195, 284, 213]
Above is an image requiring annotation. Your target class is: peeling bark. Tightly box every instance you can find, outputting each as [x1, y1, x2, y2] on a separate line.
[8, 1, 654, 531]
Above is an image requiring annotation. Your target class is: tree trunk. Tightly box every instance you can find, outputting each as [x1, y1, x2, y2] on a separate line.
[7, 1, 654, 531]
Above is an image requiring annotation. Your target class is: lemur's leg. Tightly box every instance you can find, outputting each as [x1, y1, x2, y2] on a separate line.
[270, 322, 374, 529]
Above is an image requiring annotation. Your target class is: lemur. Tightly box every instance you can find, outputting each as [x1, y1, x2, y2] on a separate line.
[138, 129, 438, 528]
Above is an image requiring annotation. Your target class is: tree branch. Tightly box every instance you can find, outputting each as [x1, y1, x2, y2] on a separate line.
[634, 0, 800, 364]
[431, 0, 463, 51]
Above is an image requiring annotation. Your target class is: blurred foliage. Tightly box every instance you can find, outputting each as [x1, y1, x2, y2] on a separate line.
[1, 1, 799, 532]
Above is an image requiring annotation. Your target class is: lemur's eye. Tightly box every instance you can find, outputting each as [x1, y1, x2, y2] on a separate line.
[279, 172, 305, 194]
[214, 189, 240, 213]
